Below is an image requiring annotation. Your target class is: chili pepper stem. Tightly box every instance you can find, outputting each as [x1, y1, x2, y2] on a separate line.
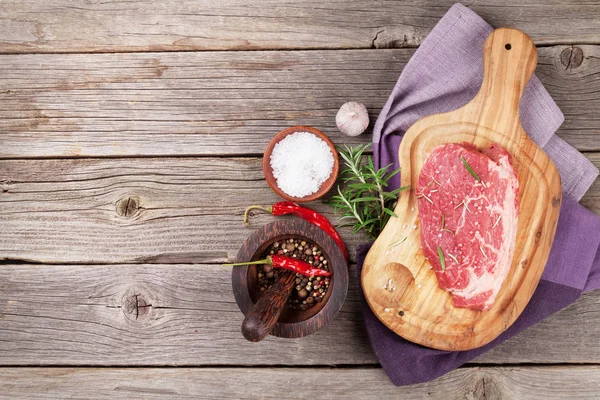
[224, 257, 272, 267]
[243, 205, 273, 226]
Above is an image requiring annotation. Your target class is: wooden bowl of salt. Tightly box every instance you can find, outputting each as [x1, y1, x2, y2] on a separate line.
[263, 126, 339, 202]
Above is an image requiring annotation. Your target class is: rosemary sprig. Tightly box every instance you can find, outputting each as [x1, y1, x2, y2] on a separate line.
[437, 245, 446, 272]
[390, 236, 407, 247]
[453, 200, 471, 212]
[417, 193, 434, 204]
[328, 144, 409, 239]
[461, 156, 481, 183]
[440, 213, 455, 234]
[479, 245, 488, 259]
[447, 252, 459, 263]
[493, 215, 501, 228]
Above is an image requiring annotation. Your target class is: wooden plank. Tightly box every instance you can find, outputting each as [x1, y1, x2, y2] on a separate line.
[0, 50, 393, 158]
[0, 157, 365, 264]
[581, 153, 600, 214]
[0, 263, 374, 366]
[0, 262, 600, 365]
[1, 1, 600, 53]
[0, 46, 599, 158]
[1, 155, 598, 265]
[1, 366, 600, 399]
[536, 45, 600, 152]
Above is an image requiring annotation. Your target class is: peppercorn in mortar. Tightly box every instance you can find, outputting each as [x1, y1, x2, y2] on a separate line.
[258, 238, 331, 311]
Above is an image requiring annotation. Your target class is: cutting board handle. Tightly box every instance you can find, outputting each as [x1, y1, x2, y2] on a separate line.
[470, 28, 537, 138]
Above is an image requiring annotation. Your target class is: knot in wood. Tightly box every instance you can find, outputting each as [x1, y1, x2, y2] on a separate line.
[472, 376, 486, 399]
[122, 292, 152, 322]
[552, 196, 561, 208]
[534, 229, 542, 244]
[1, 179, 14, 193]
[560, 47, 583, 70]
[116, 196, 140, 218]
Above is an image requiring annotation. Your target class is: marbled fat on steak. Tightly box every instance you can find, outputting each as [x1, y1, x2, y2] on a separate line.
[417, 143, 519, 311]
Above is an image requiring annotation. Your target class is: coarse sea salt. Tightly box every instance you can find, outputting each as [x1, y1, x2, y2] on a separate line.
[270, 132, 334, 198]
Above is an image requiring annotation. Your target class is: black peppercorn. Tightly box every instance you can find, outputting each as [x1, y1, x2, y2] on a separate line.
[256, 237, 332, 311]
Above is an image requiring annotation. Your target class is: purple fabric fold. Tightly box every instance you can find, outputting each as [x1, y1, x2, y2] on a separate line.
[373, 4, 598, 201]
[359, 3, 600, 386]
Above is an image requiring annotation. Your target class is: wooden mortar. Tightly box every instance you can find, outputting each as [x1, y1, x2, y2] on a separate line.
[232, 219, 349, 339]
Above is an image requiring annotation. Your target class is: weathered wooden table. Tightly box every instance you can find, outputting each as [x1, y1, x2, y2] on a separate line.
[1, 1, 599, 398]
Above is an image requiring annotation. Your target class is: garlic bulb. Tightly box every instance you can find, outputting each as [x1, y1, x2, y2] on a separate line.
[336, 102, 369, 137]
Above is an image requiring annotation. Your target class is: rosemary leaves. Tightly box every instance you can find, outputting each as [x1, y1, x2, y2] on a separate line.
[437, 245, 446, 272]
[461, 156, 481, 183]
[328, 144, 409, 239]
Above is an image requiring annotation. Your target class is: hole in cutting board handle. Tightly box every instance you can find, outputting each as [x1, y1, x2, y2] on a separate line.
[505, 43, 512, 50]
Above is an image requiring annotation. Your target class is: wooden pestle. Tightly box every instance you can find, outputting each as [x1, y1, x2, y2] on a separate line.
[241, 270, 296, 342]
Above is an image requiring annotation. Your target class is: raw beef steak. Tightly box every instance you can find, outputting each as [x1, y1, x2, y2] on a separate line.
[416, 143, 519, 311]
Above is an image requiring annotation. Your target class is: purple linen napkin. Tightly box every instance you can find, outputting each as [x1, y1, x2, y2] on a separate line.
[358, 3, 600, 386]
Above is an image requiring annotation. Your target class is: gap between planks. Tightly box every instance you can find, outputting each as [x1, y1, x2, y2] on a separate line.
[0, 362, 598, 369]
[0, 41, 592, 56]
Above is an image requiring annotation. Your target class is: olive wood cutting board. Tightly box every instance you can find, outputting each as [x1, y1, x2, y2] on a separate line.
[361, 28, 562, 351]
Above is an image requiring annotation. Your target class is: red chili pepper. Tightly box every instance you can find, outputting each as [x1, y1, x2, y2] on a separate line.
[225, 255, 331, 277]
[244, 202, 349, 261]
